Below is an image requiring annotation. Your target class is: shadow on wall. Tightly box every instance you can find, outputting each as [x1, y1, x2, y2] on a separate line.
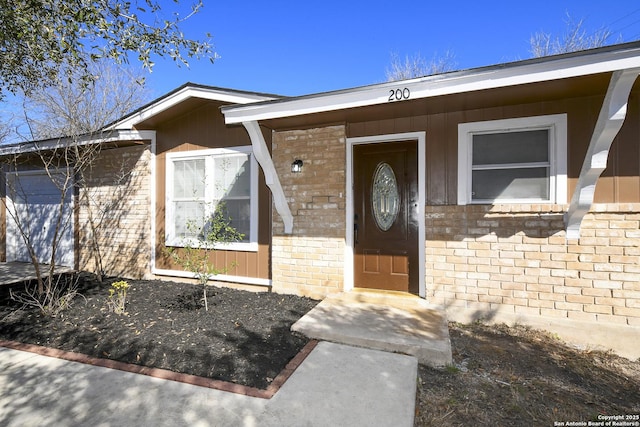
[425, 205, 566, 241]
[426, 204, 568, 322]
[79, 145, 151, 279]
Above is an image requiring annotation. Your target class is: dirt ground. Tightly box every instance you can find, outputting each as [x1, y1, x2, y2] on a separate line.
[415, 322, 640, 426]
[0, 276, 318, 390]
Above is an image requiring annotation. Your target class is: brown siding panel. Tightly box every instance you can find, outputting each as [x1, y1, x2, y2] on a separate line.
[154, 102, 270, 281]
[610, 91, 640, 202]
[348, 84, 640, 205]
[426, 113, 447, 205]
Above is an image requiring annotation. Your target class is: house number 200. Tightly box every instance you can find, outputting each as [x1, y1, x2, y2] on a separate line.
[388, 88, 410, 102]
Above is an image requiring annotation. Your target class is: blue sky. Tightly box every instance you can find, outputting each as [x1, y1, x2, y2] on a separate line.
[143, 0, 640, 98]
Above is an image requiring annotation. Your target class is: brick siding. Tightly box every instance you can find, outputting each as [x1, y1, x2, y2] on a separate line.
[265, 125, 638, 355]
[426, 204, 640, 327]
[272, 235, 344, 299]
[77, 145, 151, 279]
[270, 126, 346, 297]
[267, 126, 640, 331]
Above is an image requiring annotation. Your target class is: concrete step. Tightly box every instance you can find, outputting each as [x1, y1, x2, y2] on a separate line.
[292, 289, 453, 367]
[327, 288, 434, 310]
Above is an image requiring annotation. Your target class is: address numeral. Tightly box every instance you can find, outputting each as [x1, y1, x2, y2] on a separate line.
[388, 88, 410, 102]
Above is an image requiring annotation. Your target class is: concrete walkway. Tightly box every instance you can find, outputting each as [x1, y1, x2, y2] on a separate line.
[0, 288, 453, 426]
[0, 341, 417, 426]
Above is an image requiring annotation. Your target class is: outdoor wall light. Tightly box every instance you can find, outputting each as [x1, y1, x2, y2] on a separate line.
[291, 159, 304, 173]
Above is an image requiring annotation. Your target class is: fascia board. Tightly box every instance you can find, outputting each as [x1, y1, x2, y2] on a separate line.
[110, 86, 279, 130]
[0, 130, 156, 156]
[222, 47, 640, 125]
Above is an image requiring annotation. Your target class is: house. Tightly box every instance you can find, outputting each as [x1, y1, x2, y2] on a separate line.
[0, 84, 279, 281]
[2, 42, 640, 358]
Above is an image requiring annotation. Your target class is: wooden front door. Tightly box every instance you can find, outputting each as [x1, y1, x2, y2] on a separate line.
[353, 140, 419, 294]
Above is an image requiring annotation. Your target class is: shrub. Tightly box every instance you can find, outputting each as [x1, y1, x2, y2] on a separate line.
[166, 203, 243, 311]
[106, 280, 129, 315]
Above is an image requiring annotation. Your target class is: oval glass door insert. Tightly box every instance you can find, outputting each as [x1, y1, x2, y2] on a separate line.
[371, 162, 399, 231]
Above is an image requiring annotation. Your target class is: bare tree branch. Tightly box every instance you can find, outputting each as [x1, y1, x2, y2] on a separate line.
[386, 51, 457, 81]
[1, 62, 149, 311]
[530, 15, 616, 57]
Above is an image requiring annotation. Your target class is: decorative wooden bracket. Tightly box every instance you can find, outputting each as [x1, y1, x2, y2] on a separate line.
[242, 121, 294, 234]
[565, 69, 640, 239]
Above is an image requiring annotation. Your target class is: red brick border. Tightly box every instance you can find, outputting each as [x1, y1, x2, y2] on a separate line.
[0, 339, 318, 399]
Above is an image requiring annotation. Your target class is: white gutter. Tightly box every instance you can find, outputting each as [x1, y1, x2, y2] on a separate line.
[222, 44, 640, 125]
[0, 129, 156, 156]
[242, 121, 294, 234]
[565, 68, 640, 239]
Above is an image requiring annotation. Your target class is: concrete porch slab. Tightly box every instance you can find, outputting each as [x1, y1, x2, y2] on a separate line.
[292, 289, 453, 367]
[0, 262, 74, 286]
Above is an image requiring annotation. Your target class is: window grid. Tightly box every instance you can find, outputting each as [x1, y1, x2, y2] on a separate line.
[165, 147, 257, 251]
[457, 115, 567, 205]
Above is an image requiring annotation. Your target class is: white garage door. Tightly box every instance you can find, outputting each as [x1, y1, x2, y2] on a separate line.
[6, 171, 74, 267]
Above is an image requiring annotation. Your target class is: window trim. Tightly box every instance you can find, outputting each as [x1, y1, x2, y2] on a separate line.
[165, 146, 258, 252]
[457, 114, 567, 205]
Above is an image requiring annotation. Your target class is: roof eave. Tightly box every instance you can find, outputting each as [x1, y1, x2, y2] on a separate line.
[222, 42, 640, 125]
[0, 129, 156, 156]
[109, 84, 283, 130]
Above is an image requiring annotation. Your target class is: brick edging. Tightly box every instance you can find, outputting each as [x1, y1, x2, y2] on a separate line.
[0, 339, 318, 399]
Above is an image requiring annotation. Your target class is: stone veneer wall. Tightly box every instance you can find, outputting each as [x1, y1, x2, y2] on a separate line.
[271, 126, 346, 299]
[78, 145, 151, 279]
[426, 203, 640, 357]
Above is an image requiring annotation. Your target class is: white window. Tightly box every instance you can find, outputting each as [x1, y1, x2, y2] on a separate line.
[165, 146, 258, 251]
[458, 114, 567, 205]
